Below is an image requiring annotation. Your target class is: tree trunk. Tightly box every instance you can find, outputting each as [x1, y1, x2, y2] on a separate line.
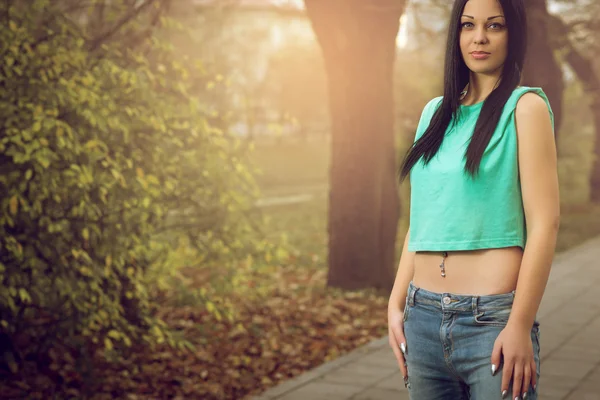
[304, 0, 405, 290]
[563, 42, 600, 202]
[522, 0, 563, 142]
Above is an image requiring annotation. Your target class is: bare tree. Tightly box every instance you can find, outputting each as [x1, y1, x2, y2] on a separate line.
[551, 0, 600, 202]
[304, 0, 406, 290]
[522, 0, 564, 144]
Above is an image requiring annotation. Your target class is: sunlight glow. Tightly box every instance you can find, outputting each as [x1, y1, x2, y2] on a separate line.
[397, 13, 408, 49]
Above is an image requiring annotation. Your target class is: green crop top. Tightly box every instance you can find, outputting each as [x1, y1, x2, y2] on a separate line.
[408, 86, 554, 252]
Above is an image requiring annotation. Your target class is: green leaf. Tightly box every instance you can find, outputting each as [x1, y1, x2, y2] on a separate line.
[18, 288, 31, 303]
[107, 330, 120, 340]
[9, 196, 18, 215]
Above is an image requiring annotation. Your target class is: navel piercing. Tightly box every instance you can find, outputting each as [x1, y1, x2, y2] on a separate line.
[439, 251, 448, 277]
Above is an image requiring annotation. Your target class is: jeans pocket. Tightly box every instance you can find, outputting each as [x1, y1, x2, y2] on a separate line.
[473, 306, 512, 327]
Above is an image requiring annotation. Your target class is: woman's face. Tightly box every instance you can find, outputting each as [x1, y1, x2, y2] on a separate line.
[459, 0, 508, 76]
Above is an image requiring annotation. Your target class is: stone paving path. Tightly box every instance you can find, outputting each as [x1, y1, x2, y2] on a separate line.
[253, 236, 600, 400]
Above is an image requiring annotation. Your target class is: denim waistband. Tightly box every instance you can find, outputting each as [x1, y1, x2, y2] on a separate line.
[406, 281, 515, 313]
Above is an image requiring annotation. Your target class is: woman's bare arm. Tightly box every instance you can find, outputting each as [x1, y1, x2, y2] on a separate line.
[509, 92, 560, 330]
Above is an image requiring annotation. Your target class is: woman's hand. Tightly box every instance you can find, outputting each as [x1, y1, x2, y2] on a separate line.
[388, 305, 409, 387]
[491, 322, 537, 399]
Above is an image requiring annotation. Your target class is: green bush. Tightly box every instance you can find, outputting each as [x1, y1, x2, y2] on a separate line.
[0, 0, 263, 383]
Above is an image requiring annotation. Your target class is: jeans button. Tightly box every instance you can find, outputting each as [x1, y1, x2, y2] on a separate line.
[443, 296, 451, 305]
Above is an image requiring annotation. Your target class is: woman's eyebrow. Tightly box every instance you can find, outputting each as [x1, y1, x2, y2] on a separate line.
[462, 15, 505, 20]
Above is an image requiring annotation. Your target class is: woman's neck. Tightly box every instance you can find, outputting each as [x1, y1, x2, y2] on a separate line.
[462, 73, 502, 105]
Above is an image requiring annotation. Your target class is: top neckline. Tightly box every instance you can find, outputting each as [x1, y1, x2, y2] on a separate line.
[459, 99, 484, 108]
[458, 85, 524, 109]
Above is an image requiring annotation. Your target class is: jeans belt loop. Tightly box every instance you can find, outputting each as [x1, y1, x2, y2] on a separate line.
[472, 296, 479, 315]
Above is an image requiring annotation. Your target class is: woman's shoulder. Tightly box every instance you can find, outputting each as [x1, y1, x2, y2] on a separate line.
[510, 86, 550, 104]
[426, 95, 444, 109]
[507, 86, 552, 113]
[421, 95, 444, 116]
[510, 86, 555, 130]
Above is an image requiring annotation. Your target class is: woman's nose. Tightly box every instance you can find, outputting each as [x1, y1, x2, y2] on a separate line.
[474, 27, 488, 44]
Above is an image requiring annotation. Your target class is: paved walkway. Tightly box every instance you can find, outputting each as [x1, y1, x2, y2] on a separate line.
[253, 236, 600, 400]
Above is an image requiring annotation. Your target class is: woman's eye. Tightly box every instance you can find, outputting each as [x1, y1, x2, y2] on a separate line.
[461, 22, 474, 28]
[489, 23, 504, 30]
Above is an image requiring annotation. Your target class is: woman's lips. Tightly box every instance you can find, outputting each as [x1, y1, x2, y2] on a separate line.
[471, 52, 490, 60]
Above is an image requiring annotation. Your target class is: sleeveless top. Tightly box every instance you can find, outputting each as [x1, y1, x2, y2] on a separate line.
[408, 86, 554, 252]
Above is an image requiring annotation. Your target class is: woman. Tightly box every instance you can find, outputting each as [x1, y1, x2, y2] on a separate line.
[387, 0, 559, 399]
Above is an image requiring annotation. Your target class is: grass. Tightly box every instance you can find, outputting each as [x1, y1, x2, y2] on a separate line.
[247, 136, 331, 195]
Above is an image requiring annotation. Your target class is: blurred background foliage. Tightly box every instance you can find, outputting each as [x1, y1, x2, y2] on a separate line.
[0, 0, 286, 394]
[1, 0, 600, 398]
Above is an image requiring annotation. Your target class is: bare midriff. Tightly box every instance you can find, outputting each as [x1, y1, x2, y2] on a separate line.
[412, 247, 524, 296]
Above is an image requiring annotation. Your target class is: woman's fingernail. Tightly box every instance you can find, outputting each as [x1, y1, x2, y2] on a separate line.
[515, 396, 521, 400]
[491, 364, 496, 375]
[400, 342, 406, 354]
[501, 390, 508, 398]
[523, 392, 528, 399]
[533, 384, 537, 391]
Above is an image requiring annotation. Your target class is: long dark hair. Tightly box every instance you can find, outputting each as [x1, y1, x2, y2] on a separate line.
[399, 0, 527, 180]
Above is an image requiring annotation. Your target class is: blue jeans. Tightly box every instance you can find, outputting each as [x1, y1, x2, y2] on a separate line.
[403, 281, 541, 400]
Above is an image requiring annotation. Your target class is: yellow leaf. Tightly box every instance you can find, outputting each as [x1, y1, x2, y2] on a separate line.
[136, 167, 144, 179]
[105, 255, 112, 268]
[104, 338, 113, 351]
[9, 21, 17, 32]
[98, 310, 109, 321]
[18, 288, 31, 303]
[205, 301, 214, 312]
[82, 228, 89, 240]
[107, 330, 120, 340]
[9, 196, 18, 215]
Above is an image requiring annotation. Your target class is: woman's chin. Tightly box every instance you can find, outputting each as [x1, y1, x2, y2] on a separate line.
[466, 64, 503, 75]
